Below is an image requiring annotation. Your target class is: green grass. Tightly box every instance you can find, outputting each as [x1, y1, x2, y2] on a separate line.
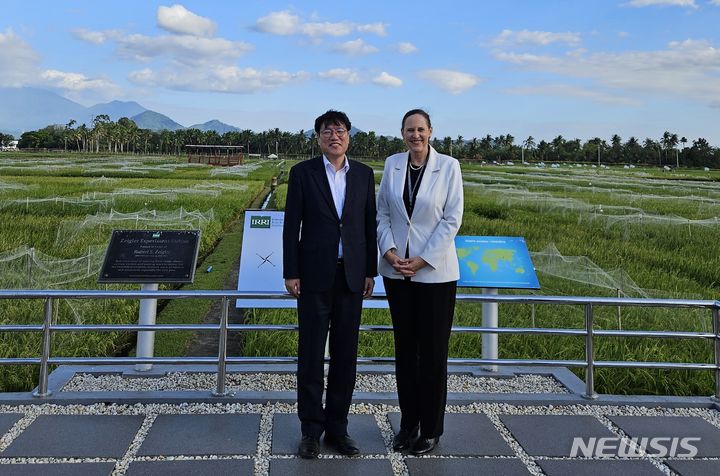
[152, 217, 245, 357]
[245, 162, 720, 397]
[2, 156, 719, 396]
[0, 154, 273, 391]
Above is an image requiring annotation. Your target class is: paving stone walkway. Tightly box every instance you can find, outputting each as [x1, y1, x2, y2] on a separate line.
[1, 401, 720, 475]
[1, 365, 719, 475]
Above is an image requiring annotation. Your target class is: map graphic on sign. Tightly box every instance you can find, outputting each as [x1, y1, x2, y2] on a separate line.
[455, 236, 540, 289]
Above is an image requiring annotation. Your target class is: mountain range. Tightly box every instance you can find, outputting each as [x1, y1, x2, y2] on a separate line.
[0, 87, 239, 138]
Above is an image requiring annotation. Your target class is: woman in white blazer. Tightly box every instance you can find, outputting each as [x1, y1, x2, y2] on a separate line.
[377, 109, 463, 455]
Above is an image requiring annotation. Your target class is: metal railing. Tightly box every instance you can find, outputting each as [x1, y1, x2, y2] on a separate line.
[0, 290, 719, 400]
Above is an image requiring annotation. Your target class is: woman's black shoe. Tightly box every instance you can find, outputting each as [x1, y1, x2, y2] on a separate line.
[392, 426, 419, 451]
[411, 436, 439, 455]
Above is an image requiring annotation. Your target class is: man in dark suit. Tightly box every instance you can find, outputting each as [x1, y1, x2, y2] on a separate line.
[283, 110, 377, 459]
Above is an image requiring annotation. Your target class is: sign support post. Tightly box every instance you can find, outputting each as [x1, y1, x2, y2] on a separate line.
[481, 287, 499, 372]
[136, 282, 159, 371]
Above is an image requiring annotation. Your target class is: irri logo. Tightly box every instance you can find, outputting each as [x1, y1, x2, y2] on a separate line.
[570, 436, 700, 458]
[250, 216, 271, 228]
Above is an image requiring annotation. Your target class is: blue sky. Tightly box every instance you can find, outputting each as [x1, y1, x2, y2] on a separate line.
[2, 0, 720, 143]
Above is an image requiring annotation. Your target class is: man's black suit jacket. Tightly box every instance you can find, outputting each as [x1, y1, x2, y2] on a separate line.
[283, 156, 378, 293]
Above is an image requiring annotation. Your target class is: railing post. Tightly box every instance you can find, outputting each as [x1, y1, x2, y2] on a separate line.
[583, 303, 598, 399]
[213, 296, 232, 397]
[713, 306, 720, 401]
[33, 297, 53, 398]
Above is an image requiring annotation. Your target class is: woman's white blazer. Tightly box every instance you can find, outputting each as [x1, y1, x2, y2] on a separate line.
[377, 146, 463, 283]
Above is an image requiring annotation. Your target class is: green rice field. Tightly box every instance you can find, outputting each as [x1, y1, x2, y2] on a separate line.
[1, 153, 719, 396]
[251, 161, 720, 397]
[0, 154, 274, 391]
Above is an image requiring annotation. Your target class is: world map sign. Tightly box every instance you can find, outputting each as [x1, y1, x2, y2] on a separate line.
[455, 236, 540, 289]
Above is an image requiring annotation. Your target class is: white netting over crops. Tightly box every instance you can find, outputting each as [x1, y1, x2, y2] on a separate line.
[0, 196, 113, 212]
[193, 182, 249, 191]
[0, 181, 29, 192]
[81, 186, 222, 201]
[0, 245, 106, 288]
[465, 170, 720, 198]
[466, 182, 720, 227]
[54, 207, 214, 246]
[529, 243, 705, 302]
[530, 243, 648, 297]
[469, 184, 646, 216]
[209, 163, 262, 176]
[85, 168, 149, 175]
[87, 176, 121, 185]
[589, 212, 720, 230]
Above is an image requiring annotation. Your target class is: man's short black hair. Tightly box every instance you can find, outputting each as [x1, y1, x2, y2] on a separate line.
[314, 110, 351, 134]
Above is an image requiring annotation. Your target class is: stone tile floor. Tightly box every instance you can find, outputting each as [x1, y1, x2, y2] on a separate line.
[0, 401, 719, 475]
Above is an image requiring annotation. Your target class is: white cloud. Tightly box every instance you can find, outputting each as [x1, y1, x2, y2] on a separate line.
[372, 72, 402, 87]
[710, 0, 720, 5]
[504, 84, 639, 106]
[116, 34, 252, 65]
[40, 70, 118, 92]
[0, 29, 40, 86]
[72, 28, 122, 44]
[253, 10, 300, 35]
[493, 29, 581, 47]
[356, 22, 388, 36]
[318, 68, 361, 84]
[418, 69, 480, 94]
[301, 21, 353, 38]
[0, 29, 120, 97]
[254, 11, 388, 38]
[624, 0, 698, 7]
[492, 39, 720, 105]
[128, 66, 308, 93]
[333, 38, 378, 56]
[396, 42, 418, 54]
[157, 4, 216, 37]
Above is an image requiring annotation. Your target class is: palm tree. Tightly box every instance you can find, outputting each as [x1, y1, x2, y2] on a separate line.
[661, 131, 679, 166]
[64, 120, 76, 152]
[610, 134, 622, 163]
[454, 135, 464, 158]
[522, 136, 535, 163]
[551, 135, 565, 161]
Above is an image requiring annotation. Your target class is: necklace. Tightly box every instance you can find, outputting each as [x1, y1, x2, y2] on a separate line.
[407, 160, 426, 211]
[408, 161, 426, 171]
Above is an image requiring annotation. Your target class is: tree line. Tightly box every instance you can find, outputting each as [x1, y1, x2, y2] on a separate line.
[11, 116, 720, 168]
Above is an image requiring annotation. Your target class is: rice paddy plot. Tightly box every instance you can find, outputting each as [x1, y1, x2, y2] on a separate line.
[0, 154, 271, 391]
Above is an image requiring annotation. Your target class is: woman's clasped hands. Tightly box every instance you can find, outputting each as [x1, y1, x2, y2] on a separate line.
[384, 249, 427, 277]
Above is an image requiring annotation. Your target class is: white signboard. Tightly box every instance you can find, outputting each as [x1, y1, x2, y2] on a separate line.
[236, 210, 386, 308]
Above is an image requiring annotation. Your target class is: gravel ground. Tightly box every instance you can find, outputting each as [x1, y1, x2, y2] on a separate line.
[61, 372, 569, 394]
[0, 401, 718, 476]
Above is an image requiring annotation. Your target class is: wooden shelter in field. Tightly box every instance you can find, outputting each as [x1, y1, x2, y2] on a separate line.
[186, 145, 244, 166]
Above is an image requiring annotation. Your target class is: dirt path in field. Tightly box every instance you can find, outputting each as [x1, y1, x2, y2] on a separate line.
[184, 187, 271, 357]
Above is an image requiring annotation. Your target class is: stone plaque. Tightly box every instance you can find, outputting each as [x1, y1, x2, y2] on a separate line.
[98, 230, 200, 283]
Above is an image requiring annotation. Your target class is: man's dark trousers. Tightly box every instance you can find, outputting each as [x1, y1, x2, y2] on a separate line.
[297, 262, 363, 438]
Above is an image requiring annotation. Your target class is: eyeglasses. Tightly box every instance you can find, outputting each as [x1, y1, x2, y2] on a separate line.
[320, 128, 347, 138]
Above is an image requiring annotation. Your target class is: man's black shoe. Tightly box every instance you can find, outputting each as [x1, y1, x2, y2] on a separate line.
[324, 434, 360, 456]
[298, 435, 320, 459]
[411, 436, 439, 455]
[392, 426, 419, 451]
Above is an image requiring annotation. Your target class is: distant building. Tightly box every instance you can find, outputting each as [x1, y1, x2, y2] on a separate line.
[186, 145, 244, 166]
